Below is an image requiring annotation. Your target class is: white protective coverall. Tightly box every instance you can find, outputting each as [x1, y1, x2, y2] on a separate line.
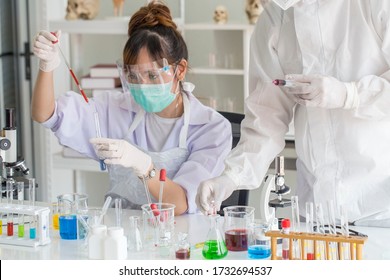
[223, 0, 390, 227]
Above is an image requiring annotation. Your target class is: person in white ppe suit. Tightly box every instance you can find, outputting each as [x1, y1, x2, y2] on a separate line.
[32, 2, 232, 215]
[196, 0, 390, 227]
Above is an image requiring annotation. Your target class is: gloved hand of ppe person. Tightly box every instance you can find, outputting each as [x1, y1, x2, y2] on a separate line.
[32, 30, 61, 72]
[195, 175, 237, 215]
[283, 74, 358, 109]
[90, 138, 152, 177]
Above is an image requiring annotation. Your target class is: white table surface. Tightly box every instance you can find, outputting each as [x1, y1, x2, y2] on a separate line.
[0, 207, 389, 260]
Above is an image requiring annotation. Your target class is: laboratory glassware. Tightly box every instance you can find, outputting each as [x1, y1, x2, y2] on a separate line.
[57, 193, 88, 240]
[141, 202, 175, 249]
[158, 169, 166, 207]
[202, 214, 228, 260]
[6, 180, 14, 236]
[175, 232, 190, 260]
[51, 202, 59, 230]
[16, 182, 25, 237]
[305, 202, 315, 260]
[247, 221, 271, 259]
[315, 203, 327, 260]
[223, 205, 254, 251]
[291, 195, 301, 259]
[327, 200, 339, 260]
[127, 216, 142, 252]
[281, 218, 290, 260]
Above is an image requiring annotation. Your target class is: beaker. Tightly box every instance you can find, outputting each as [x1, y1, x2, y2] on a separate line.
[57, 193, 88, 240]
[141, 203, 175, 249]
[247, 221, 271, 259]
[128, 216, 142, 252]
[202, 214, 228, 260]
[223, 205, 255, 251]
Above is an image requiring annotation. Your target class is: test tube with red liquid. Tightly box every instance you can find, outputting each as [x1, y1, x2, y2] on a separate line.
[281, 218, 290, 260]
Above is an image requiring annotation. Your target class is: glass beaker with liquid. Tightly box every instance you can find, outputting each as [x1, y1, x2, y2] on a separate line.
[57, 193, 88, 240]
[202, 214, 228, 260]
[223, 205, 255, 251]
[247, 221, 271, 259]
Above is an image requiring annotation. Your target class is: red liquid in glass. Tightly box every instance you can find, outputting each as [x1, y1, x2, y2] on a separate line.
[175, 249, 190, 260]
[307, 253, 315, 260]
[225, 229, 248, 251]
[7, 222, 14, 236]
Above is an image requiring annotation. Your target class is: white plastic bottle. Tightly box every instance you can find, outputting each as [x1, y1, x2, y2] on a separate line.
[88, 224, 107, 260]
[104, 227, 127, 260]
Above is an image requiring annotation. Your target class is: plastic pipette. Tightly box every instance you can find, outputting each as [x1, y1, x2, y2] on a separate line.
[158, 169, 166, 207]
[97, 196, 112, 225]
[51, 33, 89, 104]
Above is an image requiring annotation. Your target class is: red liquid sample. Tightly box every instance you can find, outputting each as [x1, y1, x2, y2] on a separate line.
[225, 229, 248, 251]
[175, 249, 190, 260]
[7, 222, 14, 236]
[307, 253, 315, 260]
[282, 249, 289, 260]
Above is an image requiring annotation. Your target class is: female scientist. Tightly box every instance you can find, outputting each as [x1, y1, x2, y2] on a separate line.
[32, 2, 232, 215]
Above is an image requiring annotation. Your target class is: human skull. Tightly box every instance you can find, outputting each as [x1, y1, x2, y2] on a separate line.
[66, 0, 100, 20]
[245, 0, 264, 25]
[213, 5, 228, 24]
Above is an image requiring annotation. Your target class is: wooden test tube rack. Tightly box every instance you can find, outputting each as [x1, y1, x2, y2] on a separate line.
[265, 230, 368, 260]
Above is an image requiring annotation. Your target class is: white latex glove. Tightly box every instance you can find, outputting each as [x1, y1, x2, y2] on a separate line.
[32, 30, 61, 72]
[90, 138, 152, 177]
[284, 74, 357, 109]
[195, 175, 237, 215]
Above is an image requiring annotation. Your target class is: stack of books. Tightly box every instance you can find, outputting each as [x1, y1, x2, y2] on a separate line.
[81, 64, 122, 95]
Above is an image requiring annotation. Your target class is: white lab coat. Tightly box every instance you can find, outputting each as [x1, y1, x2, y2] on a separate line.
[224, 0, 390, 227]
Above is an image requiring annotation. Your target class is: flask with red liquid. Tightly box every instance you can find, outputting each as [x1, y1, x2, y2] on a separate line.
[175, 232, 190, 260]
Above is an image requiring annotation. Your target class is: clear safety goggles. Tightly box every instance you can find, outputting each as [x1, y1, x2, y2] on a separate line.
[117, 58, 176, 85]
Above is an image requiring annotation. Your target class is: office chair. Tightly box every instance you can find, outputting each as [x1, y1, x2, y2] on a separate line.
[217, 111, 249, 215]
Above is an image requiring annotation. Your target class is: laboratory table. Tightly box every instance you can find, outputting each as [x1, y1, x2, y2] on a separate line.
[0, 208, 389, 260]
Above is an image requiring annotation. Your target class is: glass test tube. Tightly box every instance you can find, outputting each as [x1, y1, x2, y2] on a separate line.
[340, 205, 350, 260]
[115, 198, 122, 227]
[0, 188, 4, 235]
[6, 180, 14, 236]
[17, 182, 25, 237]
[291, 196, 301, 259]
[315, 203, 326, 260]
[305, 202, 314, 260]
[29, 178, 36, 239]
[327, 200, 338, 260]
[93, 109, 106, 171]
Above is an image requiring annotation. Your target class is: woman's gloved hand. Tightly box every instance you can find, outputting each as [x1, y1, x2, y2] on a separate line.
[90, 138, 152, 177]
[284, 74, 358, 109]
[32, 30, 61, 72]
[195, 175, 237, 215]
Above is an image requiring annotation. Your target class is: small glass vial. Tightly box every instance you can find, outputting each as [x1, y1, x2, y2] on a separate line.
[175, 232, 190, 260]
[88, 224, 107, 259]
[104, 227, 127, 260]
[281, 218, 290, 260]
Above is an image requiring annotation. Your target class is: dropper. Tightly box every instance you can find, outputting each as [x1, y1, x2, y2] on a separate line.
[158, 169, 166, 208]
[51, 32, 89, 104]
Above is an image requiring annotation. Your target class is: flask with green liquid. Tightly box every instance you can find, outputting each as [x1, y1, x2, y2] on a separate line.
[202, 214, 228, 260]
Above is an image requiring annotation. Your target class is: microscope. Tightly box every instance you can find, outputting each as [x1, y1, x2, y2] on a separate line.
[259, 155, 291, 228]
[1, 108, 30, 199]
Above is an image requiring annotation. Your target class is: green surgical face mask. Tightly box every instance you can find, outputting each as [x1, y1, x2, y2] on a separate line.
[127, 80, 176, 113]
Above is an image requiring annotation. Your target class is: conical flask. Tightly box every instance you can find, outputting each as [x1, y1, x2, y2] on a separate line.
[202, 214, 228, 259]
